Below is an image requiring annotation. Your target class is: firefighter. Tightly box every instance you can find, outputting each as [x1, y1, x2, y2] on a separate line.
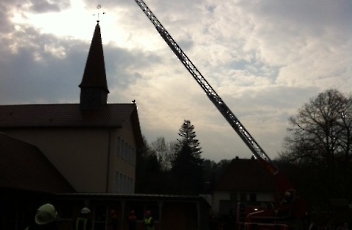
[108, 210, 118, 230]
[74, 207, 92, 230]
[127, 210, 137, 230]
[143, 210, 154, 230]
[275, 191, 293, 216]
[25, 203, 59, 230]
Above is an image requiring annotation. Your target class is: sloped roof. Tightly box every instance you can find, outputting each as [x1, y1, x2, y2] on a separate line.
[214, 157, 276, 192]
[0, 133, 75, 193]
[0, 103, 144, 147]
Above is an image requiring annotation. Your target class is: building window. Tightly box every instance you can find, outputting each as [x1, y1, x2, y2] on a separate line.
[230, 193, 237, 201]
[118, 137, 121, 157]
[124, 142, 128, 160]
[240, 193, 247, 201]
[123, 175, 127, 193]
[115, 172, 119, 193]
[249, 193, 257, 202]
[128, 145, 132, 163]
[129, 177, 133, 193]
[132, 147, 135, 165]
[121, 140, 125, 159]
[120, 174, 123, 193]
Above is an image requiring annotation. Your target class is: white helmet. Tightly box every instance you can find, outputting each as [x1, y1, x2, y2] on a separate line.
[81, 207, 91, 214]
[35, 203, 58, 225]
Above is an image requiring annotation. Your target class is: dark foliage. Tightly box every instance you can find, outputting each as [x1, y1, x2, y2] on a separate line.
[278, 89, 352, 210]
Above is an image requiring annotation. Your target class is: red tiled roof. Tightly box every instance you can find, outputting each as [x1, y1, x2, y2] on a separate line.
[0, 103, 144, 147]
[214, 158, 276, 192]
[0, 133, 75, 193]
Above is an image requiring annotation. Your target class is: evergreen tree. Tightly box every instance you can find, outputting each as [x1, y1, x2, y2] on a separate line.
[171, 120, 204, 195]
[176, 120, 202, 157]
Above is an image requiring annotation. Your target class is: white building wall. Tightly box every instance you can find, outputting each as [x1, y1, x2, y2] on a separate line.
[212, 191, 275, 214]
[212, 191, 230, 214]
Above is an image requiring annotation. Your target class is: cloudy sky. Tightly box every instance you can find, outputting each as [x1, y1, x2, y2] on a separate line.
[1, 0, 351, 162]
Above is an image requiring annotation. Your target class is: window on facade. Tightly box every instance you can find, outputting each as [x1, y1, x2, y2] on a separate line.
[121, 140, 125, 159]
[132, 147, 135, 165]
[115, 172, 135, 194]
[119, 174, 123, 193]
[249, 193, 257, 202]
[117, 137, 121, 157]
[115, 172, 120, 193]
[124, 175, 127, 193]
[230, 193, 237, 201]
[128, 145, 132, 163]
[240, 193, 247, 201]
[124, 142, 128, 160]
[129, 178, 133, 193]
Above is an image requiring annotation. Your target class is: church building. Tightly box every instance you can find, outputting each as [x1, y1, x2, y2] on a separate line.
[0, 21, 144, 193]
[0, 21, 210, 230]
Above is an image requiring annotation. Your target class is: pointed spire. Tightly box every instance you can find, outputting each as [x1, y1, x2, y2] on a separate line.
[79, 22, 109, 110]
[79, 22, 109, 93]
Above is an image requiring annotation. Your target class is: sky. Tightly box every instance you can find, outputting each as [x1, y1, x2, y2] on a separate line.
[0, 0, 351, 162]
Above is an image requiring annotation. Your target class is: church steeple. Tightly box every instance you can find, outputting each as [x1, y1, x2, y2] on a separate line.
[79, 21, 109, 110]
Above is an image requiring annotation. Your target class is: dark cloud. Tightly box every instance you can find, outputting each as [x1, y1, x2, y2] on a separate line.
[245, 0, 352, 35]
[104, 45, 160, 90]
[0, 2, 17, 34]
[0, 29, 86, 104]
[1, 0, 70, 14]
[28, 0, 70, 13]
[0, 20, 162, 104]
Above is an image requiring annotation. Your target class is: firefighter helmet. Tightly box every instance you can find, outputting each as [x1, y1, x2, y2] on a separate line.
[35, 203, 58, 225]
[81, 207, 91, 214]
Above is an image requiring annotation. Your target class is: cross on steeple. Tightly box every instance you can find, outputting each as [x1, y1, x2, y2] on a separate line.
[93, 5, 105, 23]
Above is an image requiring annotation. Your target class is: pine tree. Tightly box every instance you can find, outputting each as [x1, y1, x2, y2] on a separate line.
[177, 120, 202, 159]
[171, 120, 204, 195]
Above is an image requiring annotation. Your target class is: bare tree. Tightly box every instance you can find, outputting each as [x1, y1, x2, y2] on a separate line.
[150, 137, 177, 171]
[281, 89, 352, 199]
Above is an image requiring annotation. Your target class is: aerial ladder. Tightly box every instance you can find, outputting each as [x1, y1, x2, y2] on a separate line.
[134, 0, 307, 229]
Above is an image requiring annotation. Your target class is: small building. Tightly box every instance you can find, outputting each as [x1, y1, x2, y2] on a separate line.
[212, 157, 276, 216]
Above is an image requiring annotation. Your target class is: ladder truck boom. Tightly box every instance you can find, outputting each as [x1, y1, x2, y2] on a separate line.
[134, 0, 274, 166]
[133, 1, 310, 226]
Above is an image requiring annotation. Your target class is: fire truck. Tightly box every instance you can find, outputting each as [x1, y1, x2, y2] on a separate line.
[133, 0, 309, 229]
